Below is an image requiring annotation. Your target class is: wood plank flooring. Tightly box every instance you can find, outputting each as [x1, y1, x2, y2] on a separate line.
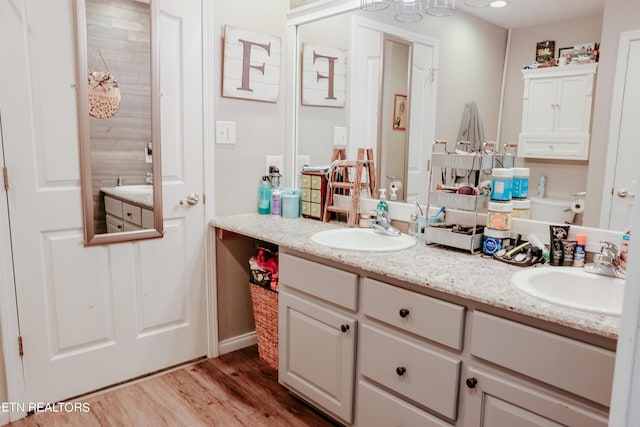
[8, 346, 341, 427]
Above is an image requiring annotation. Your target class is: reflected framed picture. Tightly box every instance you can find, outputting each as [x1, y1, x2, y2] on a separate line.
[393, 94, 407, 131]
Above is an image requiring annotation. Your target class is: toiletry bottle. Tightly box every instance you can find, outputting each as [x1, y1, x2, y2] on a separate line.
[573, 234, 587, 267]
[271, 187, 281, 216]
[537, 173, 547, 198]
[408, 212, 418, 237]
[258, 177, 271, 215]
[620, 226, 631, 270]
[376, 188, 389, 222]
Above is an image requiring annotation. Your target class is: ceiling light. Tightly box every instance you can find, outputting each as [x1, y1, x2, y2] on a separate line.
[490, 0, 507, 7]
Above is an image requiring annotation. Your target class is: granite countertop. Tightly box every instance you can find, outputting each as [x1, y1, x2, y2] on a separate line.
[101, 186, 154, 210]
[211, 213, 620, 340]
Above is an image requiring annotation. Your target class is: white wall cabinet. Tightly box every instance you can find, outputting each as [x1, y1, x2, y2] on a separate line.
[518, 63, 597, 160]
[278, 251, 612, 426]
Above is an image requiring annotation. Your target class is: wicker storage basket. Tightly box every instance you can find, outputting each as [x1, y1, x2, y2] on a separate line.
[249, 283, 279, 370]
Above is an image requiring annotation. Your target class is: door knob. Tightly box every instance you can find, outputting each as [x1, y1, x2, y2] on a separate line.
[617, 189, 635, 198]
[180, 193, 200, 205]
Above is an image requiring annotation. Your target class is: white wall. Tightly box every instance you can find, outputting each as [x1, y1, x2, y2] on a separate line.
[213, 0, 291, 216]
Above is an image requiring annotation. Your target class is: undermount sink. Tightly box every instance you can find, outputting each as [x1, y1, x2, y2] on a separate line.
[512, 267, 625, 316]
[310, 228, 416, 252]
[112, 185, 153, 194]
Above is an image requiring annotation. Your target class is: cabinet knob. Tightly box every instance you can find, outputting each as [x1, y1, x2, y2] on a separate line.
[399, 308, 410, 318]
[396, 366, 406, 376]
[466, 377, 478, 389]
[340, 324, 350, 333]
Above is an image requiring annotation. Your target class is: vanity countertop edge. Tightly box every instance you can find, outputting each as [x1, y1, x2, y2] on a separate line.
[210, 213, 620, 342]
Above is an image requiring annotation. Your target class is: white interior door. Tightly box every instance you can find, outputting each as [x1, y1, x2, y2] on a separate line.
[604, 32, 640, 231]
[406, 42, 436, 205]
[0, 0, 206, 406]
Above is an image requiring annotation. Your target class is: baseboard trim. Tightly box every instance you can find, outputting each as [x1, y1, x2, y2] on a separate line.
[218, 332, 257, 355]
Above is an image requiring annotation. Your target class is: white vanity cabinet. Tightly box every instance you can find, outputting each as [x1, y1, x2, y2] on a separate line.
[104, 195, 153, 232]
[518, 63, 597, 160]
[277, 251, 613, 427]
[278, 253, 358, 425]
[462, 311, 612, 426]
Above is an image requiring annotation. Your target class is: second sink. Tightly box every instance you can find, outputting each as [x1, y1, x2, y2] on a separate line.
[512, 267, 625, 316]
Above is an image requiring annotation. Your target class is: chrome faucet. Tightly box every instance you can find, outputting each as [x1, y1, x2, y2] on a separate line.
[584, 241, 626, 279]
[372, 210, 401, 237]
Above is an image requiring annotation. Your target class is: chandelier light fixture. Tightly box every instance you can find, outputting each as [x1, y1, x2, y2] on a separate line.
[463, 0, 491, 6]
[360, 0, 456, 20]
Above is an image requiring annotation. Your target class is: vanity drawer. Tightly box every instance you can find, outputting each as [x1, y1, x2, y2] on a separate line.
[280, 253, 358, 310]
[356, 380, 452, 427]
[106, 214, 124, 233]
[104, 196, 122, 218]
[470, 311, 615, 406]
[142, 208, 154, 229]
[122, 202, 142, 226]
[360, 323, 461, 421]
[301, 188, 311, 202]
[362, 278, 465, 350]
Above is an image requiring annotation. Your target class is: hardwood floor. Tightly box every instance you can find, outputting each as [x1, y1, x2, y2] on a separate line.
[8, 346, 341, 427]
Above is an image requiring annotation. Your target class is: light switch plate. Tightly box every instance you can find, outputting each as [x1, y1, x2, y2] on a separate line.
[333, 126, 348, 146]
[216, 121, 236, 144]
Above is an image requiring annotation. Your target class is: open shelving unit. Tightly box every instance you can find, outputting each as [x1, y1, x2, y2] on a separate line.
[425, 152, 492, 253]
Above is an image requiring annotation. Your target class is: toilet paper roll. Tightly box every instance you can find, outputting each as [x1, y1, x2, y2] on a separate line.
[571, 199, 585, 214]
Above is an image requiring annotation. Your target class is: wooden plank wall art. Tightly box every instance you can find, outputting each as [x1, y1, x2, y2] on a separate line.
[223, 26, 281, 103]
[301, 43, 346, 107]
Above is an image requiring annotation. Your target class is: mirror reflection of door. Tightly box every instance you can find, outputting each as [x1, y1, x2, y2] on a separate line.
[85, 0, 154, 234]
[379, 37, 410, 202]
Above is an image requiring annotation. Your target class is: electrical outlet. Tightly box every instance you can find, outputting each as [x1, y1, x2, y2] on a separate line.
[296, 155, 310, 173]
[266, 155, 283, 176]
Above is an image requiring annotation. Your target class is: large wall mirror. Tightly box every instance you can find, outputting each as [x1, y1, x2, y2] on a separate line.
[75, 0, 163, 246]
[290, 1, 630, 232]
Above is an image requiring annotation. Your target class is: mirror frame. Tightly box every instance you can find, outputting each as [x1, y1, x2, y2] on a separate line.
[74, 0, 163, 246]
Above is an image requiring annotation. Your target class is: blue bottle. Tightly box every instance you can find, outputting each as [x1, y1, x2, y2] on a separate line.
[258, 177, 271, 215]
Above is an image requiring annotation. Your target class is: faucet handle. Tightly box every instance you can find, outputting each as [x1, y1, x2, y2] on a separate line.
[599, 241, 619, 257]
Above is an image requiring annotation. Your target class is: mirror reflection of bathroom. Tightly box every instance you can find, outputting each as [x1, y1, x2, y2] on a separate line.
[85, 0, 155, 234]
[379, 37, 410, 202]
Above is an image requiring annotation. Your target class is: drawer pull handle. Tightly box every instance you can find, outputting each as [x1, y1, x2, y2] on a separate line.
[396, 366, 406, 376]
[399, 308, 410, 318]
[340, 324, 350, 333]
[126, 212, 132, 217]
[466, 377, 478, 389]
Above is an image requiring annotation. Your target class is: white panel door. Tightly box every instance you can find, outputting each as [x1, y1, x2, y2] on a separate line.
[0, 0, 207, 405]
[406, 42, 436, 205]
[607, 38, 640, 231]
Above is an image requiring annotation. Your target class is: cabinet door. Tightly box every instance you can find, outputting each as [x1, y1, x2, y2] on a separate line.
[555, 74, 591, 133]
[462, 367, 609, 427]
[524, 78, 556, 133]
[279, 290, 356, 424]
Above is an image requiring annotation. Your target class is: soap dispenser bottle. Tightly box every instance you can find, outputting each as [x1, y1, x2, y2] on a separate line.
[258, 176, 271, 215]
[376, 189, 389, 223]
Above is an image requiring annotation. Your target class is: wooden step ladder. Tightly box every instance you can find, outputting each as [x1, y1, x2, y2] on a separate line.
[323, 148, 376, 226]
